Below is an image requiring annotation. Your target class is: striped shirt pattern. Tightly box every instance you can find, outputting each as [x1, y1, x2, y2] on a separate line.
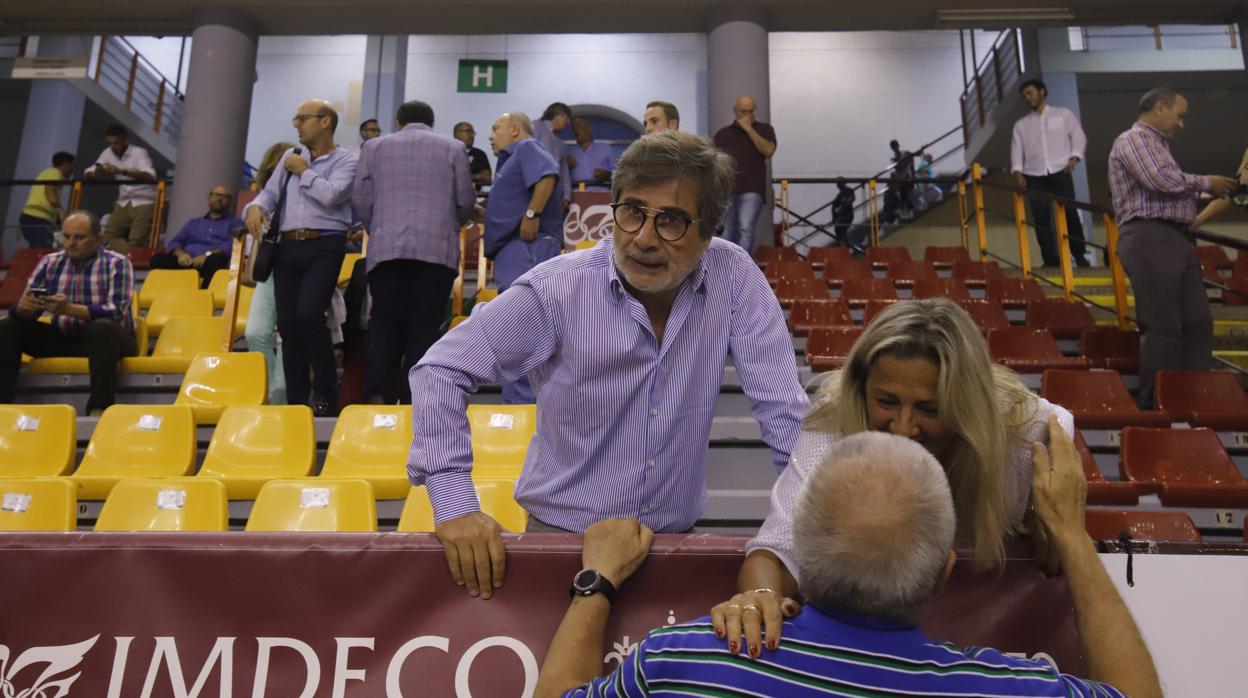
[1108, 122, 1210, 226]
[352, 123, 476, 273]
[565, 608, 1126, 697]
[245, 146, 358, 234]
[22, 249, 135, 335]
[408, 237, 808, 531]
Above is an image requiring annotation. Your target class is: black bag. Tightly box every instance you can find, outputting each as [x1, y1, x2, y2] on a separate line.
[250, 161, 295, 283]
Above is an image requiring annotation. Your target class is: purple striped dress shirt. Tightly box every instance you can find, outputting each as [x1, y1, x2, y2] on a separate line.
[408, 237, 809, 532]
[16, 249, 135, 334]
[1108, 122, 1211, 226]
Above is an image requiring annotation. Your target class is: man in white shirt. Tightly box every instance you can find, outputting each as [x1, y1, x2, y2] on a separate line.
[84, 124, 158, 254]
[1010, 79, 1090, 268]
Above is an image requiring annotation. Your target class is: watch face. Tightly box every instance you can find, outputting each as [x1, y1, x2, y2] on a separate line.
[573, 569, 599, 592]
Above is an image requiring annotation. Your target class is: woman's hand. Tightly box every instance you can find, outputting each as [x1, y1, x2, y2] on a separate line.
[710, 588, 801, 658]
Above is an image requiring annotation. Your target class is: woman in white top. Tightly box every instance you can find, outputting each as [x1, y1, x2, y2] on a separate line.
[711, 298, 1074, 656]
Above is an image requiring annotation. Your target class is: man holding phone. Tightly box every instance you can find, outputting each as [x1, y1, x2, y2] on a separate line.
[0, 211, 137, 415]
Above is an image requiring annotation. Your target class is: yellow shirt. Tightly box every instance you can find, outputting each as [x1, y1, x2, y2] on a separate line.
[21, 167, 66, 221]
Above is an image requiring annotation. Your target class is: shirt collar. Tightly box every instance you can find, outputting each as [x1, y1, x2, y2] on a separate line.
[500, 136, 532, 157]
[804, 603, 922, 633]
[1135, 121, 1168, 141]
[401, 123, 431, 133]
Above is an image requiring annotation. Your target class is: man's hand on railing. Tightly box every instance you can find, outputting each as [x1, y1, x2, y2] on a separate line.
[1209, 175, 1238, 198]
[1012, 171, 1026, 188]
[244, 207, 268, 238]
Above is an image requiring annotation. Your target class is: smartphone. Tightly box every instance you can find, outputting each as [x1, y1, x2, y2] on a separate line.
[27, 285, 48, 297]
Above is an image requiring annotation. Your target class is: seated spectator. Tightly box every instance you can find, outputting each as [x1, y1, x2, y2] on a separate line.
[19, 151, 75, 248]
[0, 211, 137, 415]
[84, 124, 157, 254]
[150, 185, 242, 286]
[717, 299, 1074, 640]
[567, 117, 615, 191]
[535, 423, 1160, 698]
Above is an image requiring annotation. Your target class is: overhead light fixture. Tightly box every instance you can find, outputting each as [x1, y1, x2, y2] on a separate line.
[936, 7, 1075, 27]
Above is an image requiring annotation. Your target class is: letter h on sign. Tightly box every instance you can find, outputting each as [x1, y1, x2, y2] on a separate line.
[458, 59, 508, 93]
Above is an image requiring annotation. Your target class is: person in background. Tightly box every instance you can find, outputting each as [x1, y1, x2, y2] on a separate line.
[567, 117, 615, 191]
[359, 118, 381, 144]
[150, 185, 242, 286]
[713, 95, 776, 254]
[18, 151, 75, 249]
[831, 178, 855, 247]
[642, 101, 679, 134]
[84, 124, 157, 254]
[244, 141, 294, 406]
[453, 121, 493, 185]
[532, 102, 573, 209]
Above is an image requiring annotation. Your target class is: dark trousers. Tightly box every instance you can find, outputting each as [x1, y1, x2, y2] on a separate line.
[0, 315, 137, 411]
[273, 234, 346, 406]
[364, 258, 457, 403]
[18, 214, 55, 249]
[150, 251, 231, 287]
[1117, 219, 1213, 408]
[1024, 171, 1088, 267]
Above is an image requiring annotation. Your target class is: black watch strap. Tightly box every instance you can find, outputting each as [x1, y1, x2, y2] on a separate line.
[569, 568, 617, 604]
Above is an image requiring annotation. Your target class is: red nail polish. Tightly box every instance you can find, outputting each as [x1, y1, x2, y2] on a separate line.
[749, 644, 759, 657]
[767, 640, 777, 650]
[728, 641, 737, 653]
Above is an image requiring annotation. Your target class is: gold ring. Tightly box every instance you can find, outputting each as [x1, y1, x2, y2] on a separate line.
[742, 603, 759, 613]
[728, 604, 741, 611]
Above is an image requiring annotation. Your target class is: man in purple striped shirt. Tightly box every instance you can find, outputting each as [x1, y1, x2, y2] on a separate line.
[1108, 87, 1237, 407]
[409, 131, 808, 598]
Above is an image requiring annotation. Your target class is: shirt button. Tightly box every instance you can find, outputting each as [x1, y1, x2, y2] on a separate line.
[642, 506, 650, 514]
[648, 459, 656, 468]
[650, 408, 658, 417]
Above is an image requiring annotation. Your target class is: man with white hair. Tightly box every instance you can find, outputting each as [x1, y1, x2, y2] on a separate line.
[533, 420, 1161, 698]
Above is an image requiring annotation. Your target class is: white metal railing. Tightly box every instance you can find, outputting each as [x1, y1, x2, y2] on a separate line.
[1069, 24, 1240, 52]
[93, 36, 184, 142]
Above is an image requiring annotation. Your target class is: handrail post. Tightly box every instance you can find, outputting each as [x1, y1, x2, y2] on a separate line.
[148, 181, 166, 248]
[95, 36, 108, 82]
[124, 50, 139, 109]
[453, 224, 466, 317]
[69, 181, 83, 211]
[154, 79, 166, 134]
[476, 225, 487, 293]
[957, 180, 969, 251]
[220, 235, 246, 352]
[1012, 191, 1032, 279]
[779, 179, 789, 245]
[1104, 213, 1131, 328]
[991, 45, 1003, 100]
[1053, 202, 1075, 301]
[867, 179, 879, 247]
[971, 163, 988, 260]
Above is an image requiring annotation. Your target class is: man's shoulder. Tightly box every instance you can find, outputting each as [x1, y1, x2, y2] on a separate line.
[523, 241, 610, 289]
[703, 237, 759, 274]
[95, 248, 133, 270]
[514, 139, 558, 165]
[37, 167, 62, 181]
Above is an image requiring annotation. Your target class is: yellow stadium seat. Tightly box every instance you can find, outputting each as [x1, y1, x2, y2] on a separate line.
[320, 405, 412, 499]
[72, 405, 196, 499]
[174, 352, 267, 424]
[467, 404, 537, 479]
[94, 478, 228, 531]
[475, 287, 499, 303]
[198, 405, 315, 498]
[448, 315, 469, 329]
[122, 317, 228, 373]
[338, 253, 362, 286]
[574, 239, 597, 251]
[0, 404, 77, 477]
[245, 478, 377, 532]
[26, 316, 149, 373]
[207, 269, 232, 308]
[397, 479, 528, 533]
[231, 283, 254, 336]
[138, 268, 200, 309]
[146, 289, 214, 336]
[0, 478, 76, 531]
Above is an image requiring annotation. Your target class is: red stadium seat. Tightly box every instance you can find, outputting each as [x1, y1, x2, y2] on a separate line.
[862, 299, 901, 326]
[1119, 427, 1248, 507]
[884, 260, 938, 288]
[1085, 510, 1201, 543]
[911, 278, 972, 301]
[988, 328, 1090, 372]
[1080, 327, 1140, 374]
[839, 278, 898, 307]
[0, 278, 26, 308]
[806, 327, 863, 372]
[1075, 431, 1139, 505]
[755, 246, 800, 268]
[788, 299, 852, 336]
[985, 277, 1047, 309]
[924, 246, 971, 270]
[764, 260, 816, 286]
[1026, 300, 1096, 340]
[822, 261, 873, 289]
[951, 260, 1005, 288]
[1154, 371, 1248, 431]
[807, 246, 852, 270]
[7, 248, 55, 267]
[1221, 275, 1248, 306]
[1233, 251, 1248, 280]
[865, 246, 911, 269]
[774, 277, 830, 308]
[127, 247, 167, 271]
[1041, 369, 1172, 429]
[1194, 244, 1233, 272]
[955, 300, 1011, 333]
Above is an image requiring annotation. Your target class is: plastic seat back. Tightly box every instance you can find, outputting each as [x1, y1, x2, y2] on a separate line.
[988, 328, 1089, 371]
[1085, 510, 1201, 543]
[865, 246, 911, 269]
[73, 405, 196, 500]
[398, 479, 528, 533]
[754, 246, 800, 267]
[884, 260, 937, 287]
[924, 246, 971, 269]
[338, 253, 362, 286]
[321, 405, 413, 499]
[773, 277, 829, 306]
[951, 260, 1005, 287]
[788, 299, 852, 335]
[1041, 369, 1172, 430]
[468, 404, 537, 478]
[175, 352, 268, 424]
[124, 316, 225, 373]
[986, 278, 1047, 308]
[1194, 244, 1233, 271]
[0, 404, 77, 477]
[822, 261, 873, 289]
[839, 277, 897, 306]
[126, 247, 165, 271]
[1155, 370, 1248, 430]
[245, 479, 377, 532]
[199, 405, 315, 498]
[1080, 327, 1140, 373]
[138, 269, 201, 309]
[1120, 427, 1244, 489]
[764, 260, 816, 285]
[207, 269, 231, 308]
[911, 278, 971, 301]
[1026, 300, 1096, 339]
[145, 289, 215, 335]
[862, 299, 901, 327]
[1075, 430, 1139, 505]
[807, 246, 852, 269]
[955, 300, 1010, 333]
[95, 478, 229, 531]
[0, 478, 76, 531]
[805, 327, 864, 372]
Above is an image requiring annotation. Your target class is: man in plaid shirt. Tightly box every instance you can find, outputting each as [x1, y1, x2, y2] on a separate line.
[0, 211, 137, 414]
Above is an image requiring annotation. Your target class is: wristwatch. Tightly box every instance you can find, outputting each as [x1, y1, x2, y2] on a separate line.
[569, 569, 617, 603]
[524, 208, 537, 219]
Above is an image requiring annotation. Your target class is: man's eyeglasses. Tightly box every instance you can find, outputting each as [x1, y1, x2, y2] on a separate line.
[610, 202, 699, 242]
[292, 113, 325, 125]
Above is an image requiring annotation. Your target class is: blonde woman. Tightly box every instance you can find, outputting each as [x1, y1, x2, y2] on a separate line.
[1192, 147, 1248, 229]
[243, 141, 295, 405]
[711, 298, 1074, 657]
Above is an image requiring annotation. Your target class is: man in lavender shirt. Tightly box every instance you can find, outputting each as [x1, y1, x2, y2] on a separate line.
[352, 100, 476, 404]
[408, 131, 808, 598]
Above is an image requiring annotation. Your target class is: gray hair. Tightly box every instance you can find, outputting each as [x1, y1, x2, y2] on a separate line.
[793, 431, 956, 624]
[506, 112, 534, 136]
[611, 130, 736, 240]
[1139, 87, 1181, 114]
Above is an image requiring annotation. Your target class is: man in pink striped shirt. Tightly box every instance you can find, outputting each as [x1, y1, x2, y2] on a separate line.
[1108, 87, 1237, 407]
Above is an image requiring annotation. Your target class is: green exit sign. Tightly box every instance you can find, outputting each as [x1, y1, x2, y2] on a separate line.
[458, 59, 508, 93]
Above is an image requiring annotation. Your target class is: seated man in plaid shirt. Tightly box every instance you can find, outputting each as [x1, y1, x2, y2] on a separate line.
[0, 210, 137, 415]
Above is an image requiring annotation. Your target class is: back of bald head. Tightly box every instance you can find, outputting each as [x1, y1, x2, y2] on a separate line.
[504, 112, 534, 136]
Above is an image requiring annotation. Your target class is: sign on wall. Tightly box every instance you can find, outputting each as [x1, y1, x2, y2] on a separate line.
[11, 57, 89, 79]
[457, 59, 508, 93]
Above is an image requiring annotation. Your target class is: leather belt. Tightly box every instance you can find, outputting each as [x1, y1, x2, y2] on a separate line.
[281, 229, 325, 241]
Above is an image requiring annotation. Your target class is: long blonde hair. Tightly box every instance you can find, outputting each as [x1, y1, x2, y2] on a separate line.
[805, 298, 1037, 569]
[255, 141, 296, 190]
